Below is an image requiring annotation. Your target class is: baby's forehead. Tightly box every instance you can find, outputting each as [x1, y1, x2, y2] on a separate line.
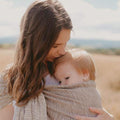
[57, 61, 73, 68]
[54, 62, 72, 76]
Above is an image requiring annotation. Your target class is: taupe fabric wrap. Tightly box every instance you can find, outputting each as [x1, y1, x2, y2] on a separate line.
[0, 74, 102, 120]
[44, 80, 102, 120]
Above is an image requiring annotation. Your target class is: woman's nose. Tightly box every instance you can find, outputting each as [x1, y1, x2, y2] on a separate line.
[58, 48, 66, 55]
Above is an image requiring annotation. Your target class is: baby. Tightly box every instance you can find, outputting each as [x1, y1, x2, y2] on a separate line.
[53, 50, 96, 85]
[44, 50, 102, 119]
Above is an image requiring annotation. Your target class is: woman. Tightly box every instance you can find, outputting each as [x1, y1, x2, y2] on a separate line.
[0, 0, 114, 120]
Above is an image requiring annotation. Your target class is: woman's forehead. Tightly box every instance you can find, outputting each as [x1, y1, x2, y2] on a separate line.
[55, 29, 71, 44]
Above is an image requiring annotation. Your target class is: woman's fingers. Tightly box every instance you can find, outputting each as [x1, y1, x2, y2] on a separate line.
[89, 107, 104, 114]
[74, 108, 114, 120]
[89, 107, 114, 120]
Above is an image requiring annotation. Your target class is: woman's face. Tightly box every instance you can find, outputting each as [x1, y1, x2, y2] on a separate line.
[46, 29, 71, 62]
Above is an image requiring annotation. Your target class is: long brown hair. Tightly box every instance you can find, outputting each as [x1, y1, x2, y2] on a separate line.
[2, 0, 72, 106]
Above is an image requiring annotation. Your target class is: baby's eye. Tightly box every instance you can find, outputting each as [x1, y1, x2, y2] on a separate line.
[65, 77, 70, 80]
[59, 81, 62, 84]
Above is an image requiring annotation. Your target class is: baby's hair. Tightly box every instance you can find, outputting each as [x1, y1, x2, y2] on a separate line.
[72, 50, 96, 80]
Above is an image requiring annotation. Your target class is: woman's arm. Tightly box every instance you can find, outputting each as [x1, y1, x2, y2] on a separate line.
[0, 104, 14, 120]
[0, 73, 13, 110]
[74, 107, 114, 120]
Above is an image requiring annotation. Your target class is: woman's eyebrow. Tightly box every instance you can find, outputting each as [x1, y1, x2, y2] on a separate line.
[54, 43, 62, 45]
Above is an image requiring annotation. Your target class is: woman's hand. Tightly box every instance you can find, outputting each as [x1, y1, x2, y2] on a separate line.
[74, 107, 114, 120]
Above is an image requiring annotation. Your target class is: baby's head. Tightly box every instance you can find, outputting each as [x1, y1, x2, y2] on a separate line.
[73, 50, 96, 81]
[53, 51, 96, 85]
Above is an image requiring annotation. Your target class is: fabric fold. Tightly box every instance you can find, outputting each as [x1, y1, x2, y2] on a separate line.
[43, 80, 102, 120]
[13, 93, 47, 120]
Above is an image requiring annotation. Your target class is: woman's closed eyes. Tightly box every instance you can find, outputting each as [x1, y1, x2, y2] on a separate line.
[53, 45, 58, 48]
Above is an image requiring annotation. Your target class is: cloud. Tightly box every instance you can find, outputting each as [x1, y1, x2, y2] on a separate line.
[60, 0, 120, 40]
[118, 0, 120, 8]
[0, 0, 25, 37]
[0, 0, 120, 41]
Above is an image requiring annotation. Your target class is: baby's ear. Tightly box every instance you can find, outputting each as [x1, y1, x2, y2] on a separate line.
[82, 69, 90, 81]
[82, 69, 89, 75]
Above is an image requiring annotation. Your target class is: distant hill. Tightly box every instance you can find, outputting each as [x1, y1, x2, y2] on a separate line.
[68, 39, 120, 49]
[0, 37, 120, 49]
[0, 37, 18, 44]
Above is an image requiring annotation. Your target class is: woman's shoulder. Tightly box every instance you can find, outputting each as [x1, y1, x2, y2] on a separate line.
[0, 72, 13, 110]
[0, 71, 7, 88]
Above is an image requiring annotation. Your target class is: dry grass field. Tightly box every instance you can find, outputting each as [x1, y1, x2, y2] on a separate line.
[0, 48, 120, 120]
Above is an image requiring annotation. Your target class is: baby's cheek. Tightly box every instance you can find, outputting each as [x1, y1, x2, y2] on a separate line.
[64, 80, 70, 85]
[68, 79, 76, 85]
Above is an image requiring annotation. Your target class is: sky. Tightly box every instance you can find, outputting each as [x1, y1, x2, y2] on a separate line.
[0, 0, 120, 41]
